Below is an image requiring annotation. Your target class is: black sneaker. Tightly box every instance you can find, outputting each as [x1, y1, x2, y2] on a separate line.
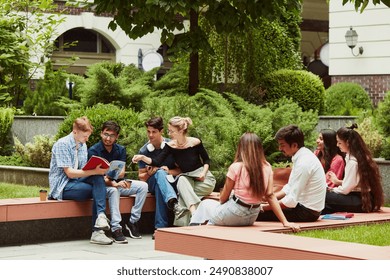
[112, 229, 128, 244]
[125, 221, 142, 239]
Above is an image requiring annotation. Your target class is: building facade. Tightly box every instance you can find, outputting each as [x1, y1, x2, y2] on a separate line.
[329, 1, 390, 105]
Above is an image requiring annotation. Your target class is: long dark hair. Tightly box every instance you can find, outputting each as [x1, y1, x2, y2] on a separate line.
[234, 132, 266, 199]
[337, 123, 384, 212]
[317, 129, 344, 172]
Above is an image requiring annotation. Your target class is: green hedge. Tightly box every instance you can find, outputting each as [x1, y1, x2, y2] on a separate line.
[324, 82, 373, 116]
[262, 69, 325, 113]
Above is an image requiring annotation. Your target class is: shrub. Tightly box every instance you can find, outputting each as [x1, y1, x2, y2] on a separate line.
[355, 117, 383, 158]
[22, 62, 69, 116]
[376, 91, 390, 137]
[324, 82, 373, 116]
[262, 69, 325, 113]
[14, 135, 55, 168]
[0, 107, 14, 155]
[380, 137, 390, 160]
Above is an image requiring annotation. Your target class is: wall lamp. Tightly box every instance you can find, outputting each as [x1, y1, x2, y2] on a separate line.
[345, 27, 364, 56]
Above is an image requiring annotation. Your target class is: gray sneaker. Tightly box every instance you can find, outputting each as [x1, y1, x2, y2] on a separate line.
[173, 203, 189, 219]
[90, 230, 113, 245]
[94, 212, 110, 231]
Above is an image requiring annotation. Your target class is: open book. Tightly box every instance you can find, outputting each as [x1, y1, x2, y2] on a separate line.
[82, 155, 126, 180]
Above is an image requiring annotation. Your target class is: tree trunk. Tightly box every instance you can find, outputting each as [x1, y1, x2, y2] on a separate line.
[188, 8, 199, 96]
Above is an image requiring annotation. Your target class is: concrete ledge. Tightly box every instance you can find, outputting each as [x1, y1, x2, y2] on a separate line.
[0, 194, 157, 246]
[0, 165, 50, 187]
[155, 208, 390, 260]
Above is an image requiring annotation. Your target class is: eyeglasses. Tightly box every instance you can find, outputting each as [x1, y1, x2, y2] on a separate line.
[103, 133, 117, 139]
[167, 130, 178, 135]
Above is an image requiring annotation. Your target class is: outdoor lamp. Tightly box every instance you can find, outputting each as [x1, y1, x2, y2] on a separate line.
[345, 27, 364, 56]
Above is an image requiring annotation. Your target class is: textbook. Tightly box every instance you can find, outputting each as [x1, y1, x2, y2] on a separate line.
[82, 155, 126, 180]
[321, 212, 354, 220]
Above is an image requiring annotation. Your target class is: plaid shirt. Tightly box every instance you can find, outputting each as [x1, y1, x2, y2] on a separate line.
[48, 133, 88, 200]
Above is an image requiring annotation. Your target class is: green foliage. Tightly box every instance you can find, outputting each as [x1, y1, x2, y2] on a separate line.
[56, 104, 143, 167]
[23, 63, 70, 116]
[199, 16, 302, 91]
[13, 135, 55, 168]
[324, 82, 373, 116]
[343, 0, 390, 12]
[262, 69, 325, 113]
[355, 116, 383, 158]
[0, 154, 29, 167]
[376, 91, 390, 137]
[0, 107, 14, 155]
[153, 63, 189, 95]
[380, 137, 390, 160]
[0, 0, 65, 107]
[92, 0, 302, 94]
[77, 62, 155, 111]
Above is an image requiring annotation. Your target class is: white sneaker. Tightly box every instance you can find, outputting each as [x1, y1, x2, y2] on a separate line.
[90, 230, 113, 245]
[94, 213, 110, 231]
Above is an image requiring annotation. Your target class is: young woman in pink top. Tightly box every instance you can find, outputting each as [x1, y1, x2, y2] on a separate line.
[190, 132, 300, 231]
[314, 129, 345, 189]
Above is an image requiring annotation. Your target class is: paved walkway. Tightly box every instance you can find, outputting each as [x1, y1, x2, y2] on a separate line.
[0, 233, 201, 260]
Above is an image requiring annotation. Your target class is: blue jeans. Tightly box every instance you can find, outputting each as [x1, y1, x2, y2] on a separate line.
[62, 175, 106, 230]
[148, 169, 178, 229]
[191, 198, 260, 226]
[116, 180, 148, 224]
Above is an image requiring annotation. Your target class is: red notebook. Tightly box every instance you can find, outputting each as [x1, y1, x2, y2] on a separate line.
[82, 155, 110, 170]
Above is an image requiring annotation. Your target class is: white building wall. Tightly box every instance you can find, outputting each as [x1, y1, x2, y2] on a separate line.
[56, 12, 162, 66]
[329, 1, 390, 76]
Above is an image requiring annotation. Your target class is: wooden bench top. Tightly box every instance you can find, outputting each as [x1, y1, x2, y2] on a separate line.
[0, 194, 156, 222]
[155, 207, 390, 260]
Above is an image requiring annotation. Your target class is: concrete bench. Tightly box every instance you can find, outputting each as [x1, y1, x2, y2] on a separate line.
[155, 207, 390, 260]
[0, 194, 156, 246]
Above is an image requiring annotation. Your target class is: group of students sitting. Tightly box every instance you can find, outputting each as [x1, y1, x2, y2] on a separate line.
[48, 116, 385, 245]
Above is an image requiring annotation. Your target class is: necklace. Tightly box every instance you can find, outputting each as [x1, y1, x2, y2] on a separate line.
[176, 137, 188, 147]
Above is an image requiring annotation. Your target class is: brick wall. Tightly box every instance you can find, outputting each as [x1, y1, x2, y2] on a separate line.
[331, 75, 390, 106]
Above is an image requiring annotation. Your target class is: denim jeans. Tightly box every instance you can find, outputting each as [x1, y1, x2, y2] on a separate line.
[191, 198, 260, 226]
[62, 175, 106, 230]
[116, 180, 148, 224]
[148, 169, 178, 229]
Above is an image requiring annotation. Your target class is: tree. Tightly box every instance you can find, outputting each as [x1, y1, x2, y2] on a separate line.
[92, 0, 301, 96]
[343, 0, 390, 12]
[0, 0, 64, 107]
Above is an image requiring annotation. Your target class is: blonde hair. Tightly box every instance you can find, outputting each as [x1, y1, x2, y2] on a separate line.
[169, 116, 192, 133]
[73, 116, 93, 132]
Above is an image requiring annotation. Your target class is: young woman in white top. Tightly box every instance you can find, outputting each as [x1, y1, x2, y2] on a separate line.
[324, 124, 384, 213]
[190, 132, 300, 232]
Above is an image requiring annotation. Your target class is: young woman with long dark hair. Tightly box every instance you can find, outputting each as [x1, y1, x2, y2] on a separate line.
[324, 124, 384, 213]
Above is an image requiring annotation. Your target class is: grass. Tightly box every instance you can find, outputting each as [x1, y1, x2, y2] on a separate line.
[295, 222, 390, 246]
[0, 182, 49, 199]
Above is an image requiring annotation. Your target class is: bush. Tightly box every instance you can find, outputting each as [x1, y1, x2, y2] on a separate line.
[324, 82, 373, 116]
[14, 135, 55, 168]
[376, 91, 390, 137]
[23, 62, 70, 116]
[355, 117, 383, 158]
[262, 69, 325, 113]
[0, 107, 14, 155]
